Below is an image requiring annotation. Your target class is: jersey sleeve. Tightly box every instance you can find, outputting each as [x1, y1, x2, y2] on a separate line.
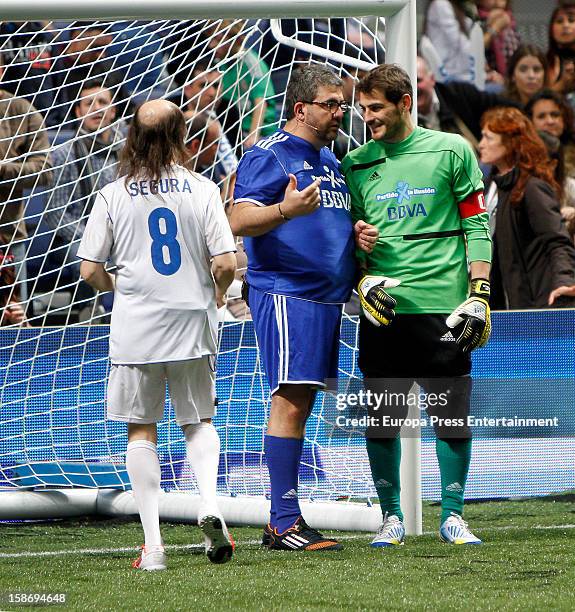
[233, 148, 288, 206]
[77, 190, 113, 263]
[451, 138, 492, 264]
[204, 185, 237, 257]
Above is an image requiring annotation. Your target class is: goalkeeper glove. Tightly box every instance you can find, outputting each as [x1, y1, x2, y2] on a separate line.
[446, 278, 491, 353]
[358, 275, 401, 327]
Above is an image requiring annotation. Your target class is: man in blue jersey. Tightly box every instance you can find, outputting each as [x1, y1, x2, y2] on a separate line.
[230, 65, 378, 551]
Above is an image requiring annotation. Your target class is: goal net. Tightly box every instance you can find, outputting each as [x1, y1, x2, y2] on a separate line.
[0, 2, 417, 529]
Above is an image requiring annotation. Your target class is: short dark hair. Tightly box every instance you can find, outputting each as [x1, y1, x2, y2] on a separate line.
[524, 88, 575, 144]
[177, 60, 213, 89]
[356, 64, 413, 104]
[186, 111, 211, 144]
[73, 78, 109, 109]
[285, 64, 343, 120]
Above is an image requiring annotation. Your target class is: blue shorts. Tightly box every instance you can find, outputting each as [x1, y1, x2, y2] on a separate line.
[249, 287, 343, 394]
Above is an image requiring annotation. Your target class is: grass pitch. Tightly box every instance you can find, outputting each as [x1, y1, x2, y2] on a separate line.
[0, 497, 573, 611]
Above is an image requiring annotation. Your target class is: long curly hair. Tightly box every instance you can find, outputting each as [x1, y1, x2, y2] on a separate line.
[481, 106, 560, 205]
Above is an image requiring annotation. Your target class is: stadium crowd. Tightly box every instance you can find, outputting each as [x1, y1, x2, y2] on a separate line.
[1, 4, 575, 327]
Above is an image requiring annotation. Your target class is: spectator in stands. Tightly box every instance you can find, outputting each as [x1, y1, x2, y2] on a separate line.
[416, 55, 515, 146]
[526, 88, 575, 177]
[547, 4, 575, 100]
[0, 22, 56, 119]
[423, 0, 486, 86]
[207, 20, 276, 152]
[0, 249, 29, 326]
[503, 44, 548, 106]
[525, 89, 575, 223]
[106, 21, 165, 104]
[164, 20, 215, 89]
[45, 79, 122, 321]
[184, 111, 222, 178]
[170, 62, 238, 179]
[476, 0, 520, 87]
[535, 130, 575, 228]
[0, 52, 52, 305]
[479, 106, 575, 308]
[47, 21, 128, 128]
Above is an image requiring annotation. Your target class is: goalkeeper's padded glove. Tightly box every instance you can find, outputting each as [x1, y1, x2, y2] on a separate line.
[358, 275, 401, 327]
[446, 278, 491, 353]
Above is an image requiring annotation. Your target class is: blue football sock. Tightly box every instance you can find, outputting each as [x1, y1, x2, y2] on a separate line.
[264, 435, 303, 533]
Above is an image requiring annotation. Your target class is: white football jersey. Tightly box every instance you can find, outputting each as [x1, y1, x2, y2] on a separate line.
[78, 165, 236, 364]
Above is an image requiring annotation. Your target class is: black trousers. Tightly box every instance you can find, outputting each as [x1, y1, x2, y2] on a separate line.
[359, 314, 472, 438]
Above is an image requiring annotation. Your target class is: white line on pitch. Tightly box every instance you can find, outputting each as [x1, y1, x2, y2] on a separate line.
[0, 525, 573, 559]
[0, 534, 367, 559]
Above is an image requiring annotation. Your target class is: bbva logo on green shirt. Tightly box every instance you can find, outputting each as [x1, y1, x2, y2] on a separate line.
[375, 181, 435, 222]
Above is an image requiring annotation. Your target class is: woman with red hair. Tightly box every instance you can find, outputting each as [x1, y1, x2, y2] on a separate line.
[478, 106, 575, 308]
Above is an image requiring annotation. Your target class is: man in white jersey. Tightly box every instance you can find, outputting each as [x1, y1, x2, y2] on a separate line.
[78, 99, 237, 571]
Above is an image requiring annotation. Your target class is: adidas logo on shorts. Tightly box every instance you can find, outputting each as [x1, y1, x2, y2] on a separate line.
[441, 331, 456, 342]
[368, 171, 381, 181]
[303, 161, 313, 170]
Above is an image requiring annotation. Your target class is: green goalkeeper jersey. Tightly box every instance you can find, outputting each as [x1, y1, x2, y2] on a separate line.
[342, 127, 491, 314]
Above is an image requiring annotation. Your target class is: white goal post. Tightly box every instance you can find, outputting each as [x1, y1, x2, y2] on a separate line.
[0, 1, 421, 534]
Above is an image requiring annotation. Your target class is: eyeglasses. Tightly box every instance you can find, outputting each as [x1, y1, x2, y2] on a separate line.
[302, 100, 351, 114]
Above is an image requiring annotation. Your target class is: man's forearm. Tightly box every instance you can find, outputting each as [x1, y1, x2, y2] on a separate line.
[80, 261, 115, 292]
[214, 268, 235, 297]
[470, 260, 491, 280]
[230, 202, 286, 237]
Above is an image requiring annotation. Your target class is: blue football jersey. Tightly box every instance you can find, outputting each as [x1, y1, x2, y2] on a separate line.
[234, 130, 355, 304]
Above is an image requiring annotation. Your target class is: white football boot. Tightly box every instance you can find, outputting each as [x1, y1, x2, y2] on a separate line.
[132, 545, 167, 571]
[439, 512, 482, 544]
[370, 512, 405, 547]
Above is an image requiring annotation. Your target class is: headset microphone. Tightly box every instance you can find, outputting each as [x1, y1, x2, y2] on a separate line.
[301, 119, 320, 133]
[297, 113, 320, 133]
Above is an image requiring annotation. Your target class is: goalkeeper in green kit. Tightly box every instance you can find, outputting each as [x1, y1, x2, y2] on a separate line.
[342, 64, 492, 546]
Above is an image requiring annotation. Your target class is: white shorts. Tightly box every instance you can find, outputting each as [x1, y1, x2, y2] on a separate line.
[107, 357, 216, 426]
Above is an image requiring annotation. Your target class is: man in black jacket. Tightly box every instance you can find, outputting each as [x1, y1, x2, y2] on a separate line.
[417, 56, 516, 147]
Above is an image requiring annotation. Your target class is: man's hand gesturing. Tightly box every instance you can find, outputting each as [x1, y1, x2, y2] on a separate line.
[279, 174, 321, 219]
[354, 220, 378, 253]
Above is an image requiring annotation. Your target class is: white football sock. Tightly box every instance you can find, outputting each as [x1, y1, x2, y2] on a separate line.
[184, 422, 220, 517]
[126, 440, 163, 548]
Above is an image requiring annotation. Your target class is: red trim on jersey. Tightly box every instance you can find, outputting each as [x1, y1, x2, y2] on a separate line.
[458, 191, 486, 219]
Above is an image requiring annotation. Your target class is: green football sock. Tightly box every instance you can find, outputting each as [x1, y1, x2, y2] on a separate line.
[366, 437, 403, 522]
[436, 438, 472, 523]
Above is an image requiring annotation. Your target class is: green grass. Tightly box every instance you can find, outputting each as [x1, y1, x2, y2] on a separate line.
[0, 497, 573, 611]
